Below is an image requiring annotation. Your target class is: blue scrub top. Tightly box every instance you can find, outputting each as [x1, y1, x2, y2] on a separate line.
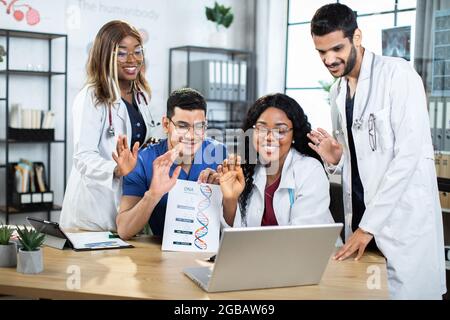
[123, 138, 227, 236]
[122, 98, 146, 147]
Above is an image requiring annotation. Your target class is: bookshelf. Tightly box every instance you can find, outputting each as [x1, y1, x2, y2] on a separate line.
[168, 46, 256, 148]
[0, 29, 67, 224]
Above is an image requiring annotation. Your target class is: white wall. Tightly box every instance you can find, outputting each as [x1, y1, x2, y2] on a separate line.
[256, 0, 287, 95]
[0, 0, 255, 224]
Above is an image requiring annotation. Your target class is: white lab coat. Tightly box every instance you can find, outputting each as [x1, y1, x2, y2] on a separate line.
[223, 149, 336, 228]
[327, 50, 446, 299]
[60, 85, 163, 231]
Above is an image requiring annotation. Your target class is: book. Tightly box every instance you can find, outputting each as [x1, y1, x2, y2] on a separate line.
[9, 103, 22, 128]
[42, 111, 55, 129]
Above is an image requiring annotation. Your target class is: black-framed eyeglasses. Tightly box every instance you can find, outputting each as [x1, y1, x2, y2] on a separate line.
[253, 124, 293, 140]
[169, 118, 207, 136]
[368, 113, 377, 151]
[117, 46, 144, 63]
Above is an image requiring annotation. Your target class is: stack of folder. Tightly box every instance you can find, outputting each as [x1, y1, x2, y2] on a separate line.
[189, 59, 247, 102]
[436, 152, 450, 209]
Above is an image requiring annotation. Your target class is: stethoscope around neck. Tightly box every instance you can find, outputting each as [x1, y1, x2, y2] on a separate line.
[350, 53, 376, 130]
[335, 53, 378, 151]
[107, 90, 160, 137]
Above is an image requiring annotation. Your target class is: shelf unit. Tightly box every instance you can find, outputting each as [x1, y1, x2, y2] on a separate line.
[437, 178, 450, 275]
[168, 45, 256, 132]
[0, 29, 67, 224]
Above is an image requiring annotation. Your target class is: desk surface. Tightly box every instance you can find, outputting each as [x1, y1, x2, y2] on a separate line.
[0, 236, 388, 299]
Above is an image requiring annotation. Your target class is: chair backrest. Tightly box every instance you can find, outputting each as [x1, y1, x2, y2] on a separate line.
[329, 182, 345, 241]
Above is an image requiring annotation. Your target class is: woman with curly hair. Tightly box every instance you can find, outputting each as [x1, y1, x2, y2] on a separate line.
[215, 93, 335, 228]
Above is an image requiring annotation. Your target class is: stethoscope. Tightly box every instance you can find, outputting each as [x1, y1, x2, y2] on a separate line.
[335, 53, 377, 150]
[107, 90, 160, 137]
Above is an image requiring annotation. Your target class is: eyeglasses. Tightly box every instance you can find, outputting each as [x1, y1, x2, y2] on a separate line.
[368, 113, 377, 151]
[169, 118, 207, 136]
[116, 46, 144, 63]
[253, 124, 293, 140]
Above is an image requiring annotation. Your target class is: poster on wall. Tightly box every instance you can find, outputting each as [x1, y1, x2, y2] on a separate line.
[382, 26, 411, 61]
[0, 0, 66, 32]
[432, 9, 450, 97]
[0, 0, 41, 26]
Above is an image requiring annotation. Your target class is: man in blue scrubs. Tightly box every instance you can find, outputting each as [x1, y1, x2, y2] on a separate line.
[117, 88, 226, 239]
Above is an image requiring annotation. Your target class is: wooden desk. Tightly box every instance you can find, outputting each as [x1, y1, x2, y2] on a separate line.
[0, 236, 388, 299]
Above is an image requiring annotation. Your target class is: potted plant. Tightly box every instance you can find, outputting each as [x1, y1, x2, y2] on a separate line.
[0, 224, 17, 268]
[319, 78, 338, 104]
[205, 2, 234, 47]
[206, 2, 234, 31]
[16, 226, 45, 274]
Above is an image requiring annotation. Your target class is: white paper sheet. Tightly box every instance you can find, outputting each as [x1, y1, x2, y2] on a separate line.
[64, 232, 131, 250]
[162, 180, 222, 253]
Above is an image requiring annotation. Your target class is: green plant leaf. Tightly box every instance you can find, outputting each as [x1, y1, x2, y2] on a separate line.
[205, 7, 214, 22]
[222, 13, 234, 28]
[0, 224, 14, 245]
[318, 78, 338, 92]
[205, 2, 233, 29]
[16, 225, 45, 251]
[213, 9, 221, 24]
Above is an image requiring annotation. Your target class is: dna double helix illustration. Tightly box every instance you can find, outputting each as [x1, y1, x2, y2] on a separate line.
[194, 184, 212, 250]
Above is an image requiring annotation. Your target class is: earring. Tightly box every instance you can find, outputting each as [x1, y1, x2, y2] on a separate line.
[292, 140, 295, 144]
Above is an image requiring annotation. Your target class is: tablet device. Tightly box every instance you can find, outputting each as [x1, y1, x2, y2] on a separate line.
[26, 217, 72, 248]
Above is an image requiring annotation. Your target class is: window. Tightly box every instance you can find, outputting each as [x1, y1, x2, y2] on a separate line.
[285, 0, 416, 131]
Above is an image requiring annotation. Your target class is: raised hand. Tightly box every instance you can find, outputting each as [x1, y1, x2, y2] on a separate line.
[307, 128, 343, 165]
[197, 168, 220, 185]
[112, 135, 139, 178]
[148, 147, 182, 199]
[218, 154, 245, 201]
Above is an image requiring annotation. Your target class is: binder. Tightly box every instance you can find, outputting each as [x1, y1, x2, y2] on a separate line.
[439, 192, 449, 210]
[239, 61, 247, 101]
[435, 153, 442, 177]
[233, 62, 239, 101]
[221, 60, 228, 101]
[214, 61, 221, 100]
[445, 100, 450, 151]
[429, 100, 436, 149]
[227, 61, 234, 101]
[209, 61, 216, 100]
[188, 60, 215, 100]
[441, 154, 450, 178]
[436, 101, 445, 151]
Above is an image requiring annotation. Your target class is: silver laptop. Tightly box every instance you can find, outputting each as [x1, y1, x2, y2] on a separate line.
[184, 223, 343, 292]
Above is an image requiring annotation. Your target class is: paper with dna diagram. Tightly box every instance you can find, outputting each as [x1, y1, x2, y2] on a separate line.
[162, 179, 222, 252]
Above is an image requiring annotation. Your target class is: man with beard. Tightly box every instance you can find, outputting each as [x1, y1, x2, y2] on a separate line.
[117, 88, 226, 240]
[307, 3, 446, 299]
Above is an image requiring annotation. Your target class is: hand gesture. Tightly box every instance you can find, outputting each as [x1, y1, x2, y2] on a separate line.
[218, 154, 245, 201]
[112, 135, 139, 178]
[307, 128, 343, 165]
[148, 147, 182, 199]
[198, 168, 220, 185]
